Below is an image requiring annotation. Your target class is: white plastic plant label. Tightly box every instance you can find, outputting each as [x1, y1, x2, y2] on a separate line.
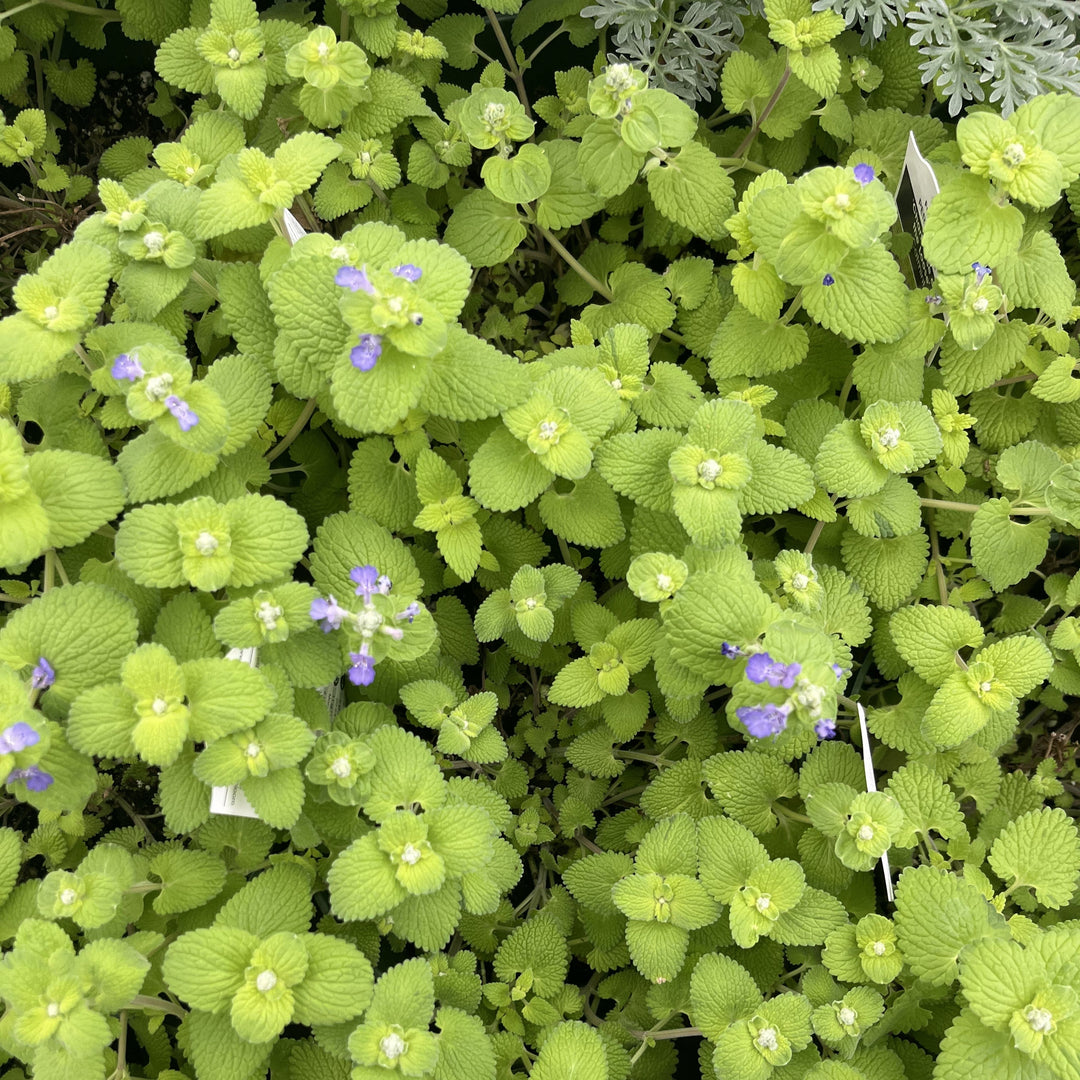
[210, 646, 262, 818]
[894, 131, 940, 288]
[856, 700, 895, 903]
[282, 207, 308, 244]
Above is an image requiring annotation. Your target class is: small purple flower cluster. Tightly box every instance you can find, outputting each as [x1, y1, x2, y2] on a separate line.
[335, 262, 424, 373]
[30, 657, 54, 690]
[972, 261, 992, 283]
[0, 721, 52, 791]
[725, 647, 837, 743]
[309, 565, 421, 688]
[111, 354, 199, 431]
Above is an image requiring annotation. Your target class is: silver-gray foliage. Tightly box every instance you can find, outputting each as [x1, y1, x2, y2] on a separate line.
[580, 0, 764, 102]
[815, 0, 1080, 115]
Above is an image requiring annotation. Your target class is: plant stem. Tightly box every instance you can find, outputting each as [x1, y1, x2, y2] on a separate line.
[537, 225, 613, 300]
[190, 269, 218, 301]
[803, 519, 826, 556]
[265, 398, 317, 463]
[627, 1024, 703, 1041]
[920, 497, 1053, 516]
[129, 995, 187, 1020]
[106, 1011, 127, 1080]
[734, 65, 791, 158]
[929, 524, 949, 605]
[719, 157, 770, 174]
[524, 26, 565, 66]
[0, 593, 30, 605]
[485, 8, 531, 116]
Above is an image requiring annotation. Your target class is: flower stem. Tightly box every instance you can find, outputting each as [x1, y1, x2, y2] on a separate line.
[128, 995, 187, 1020]
[485, 8, 531, 117]
[734, 65, 791, 159]
[537, 225, 613, 300]
[265, 398, 317, 463]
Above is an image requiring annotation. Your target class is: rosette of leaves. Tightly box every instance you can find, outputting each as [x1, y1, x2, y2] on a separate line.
[328, 798, 500, 951]
[193, 710, 316, 829]
[66, 642, 275, 769]
[212, 582, 341, 689]
[155, 0, 307, 120]
[935, 927, 1080, 1078]
[164, 921, 373, 1044]
[924, 93, 1080, 274]
[609, 816, 720, 982]
[823, 913, 904, 985]
[348, 957, 495, 1080]
[0, 418, 125, 571]
[888, 605, 1053, 747]
[698, 815, 845, 947]
[0, 240, 112, 382]
[265, 223, 522, 435]
[0, 919, 150, 1080]
[469, 364, 621, 512]
[399, 681, 508, 763]
[597, 397, 814, 549]
[810, 984, 884, 1056]
[473, 563, 582, 656]
[690, 952, 815, 1080]
[717, 163, 908, 351]
[805, 783, 904, 870]
[285, 25, 372, 128]
[304, 730, 376, 805]
[114, 494, 309, 593]
[195, 132, 341, 241]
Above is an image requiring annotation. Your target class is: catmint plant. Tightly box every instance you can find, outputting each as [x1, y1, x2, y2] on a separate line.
[0, 2, 1078, 1080]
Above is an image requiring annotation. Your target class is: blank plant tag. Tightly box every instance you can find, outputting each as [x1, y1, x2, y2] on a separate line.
[894, 131, 940, 288]
[857, 700, 895, 903]
[210, 646, 263, 819]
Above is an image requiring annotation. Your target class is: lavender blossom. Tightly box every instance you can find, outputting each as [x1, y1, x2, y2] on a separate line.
[0, 723, 40, 754]
[721, 642, 742, 659]
[745, 652, 802, 689]
[348, 646, 375, 686]
[335, 264, 376, 294]
[164, 395, 199, 431]
[350, 334, 382, 371]
[111, 353, 145, 381]
[736, 702, 791, 739]
[971, 261, 992, 283]
[8, 765, 53, 791]
[395, 602, 421, 624]
[814, 718, 837, 739]
[350, 565, 381, 602]
[853, 163, 875, 185]
[822, 273, 835, 287]
[392, 263, 422, 282]
[30, 657, 54, 689]
[310, 594, 349, 632]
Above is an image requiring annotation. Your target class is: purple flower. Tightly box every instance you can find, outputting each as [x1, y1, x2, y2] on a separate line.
[853, 163, 875, 185]
[926, 295, 942, 305]
[8, 765, 53, 792]
[310, 594, 348, 632]
[972, 261, 992, 283]
[745, 652, 802, 689]
[30, 657, 54, 690]
[164, 395, 199, 432]
[348, 647, 375, 686]
[0, 723, 40, 754]
[111, 353, 145, 381]
[351, 564, 381, 602]
[392, 263, 422, 282]
[350, 334, 382, 371]
[395, 602, 421, 624]
[335, 264, 375, 294]
[814, 718, 837, 739]
[830, 664, 845, 679]
[822, 274, 835, 287]
[736, 702, 791, 739]
[721, 642, 742, 659]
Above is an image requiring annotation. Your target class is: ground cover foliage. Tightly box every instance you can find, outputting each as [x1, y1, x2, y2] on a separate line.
[1, 1, 1080, 1079]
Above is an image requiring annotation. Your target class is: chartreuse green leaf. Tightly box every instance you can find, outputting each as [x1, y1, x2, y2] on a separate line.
[889, 605, 985, 687]
[530, 1021, 607, 1080]
[988, 807, 1080, 908]
[116, 494, 308, 591]
[894, 865, 1008, 986]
